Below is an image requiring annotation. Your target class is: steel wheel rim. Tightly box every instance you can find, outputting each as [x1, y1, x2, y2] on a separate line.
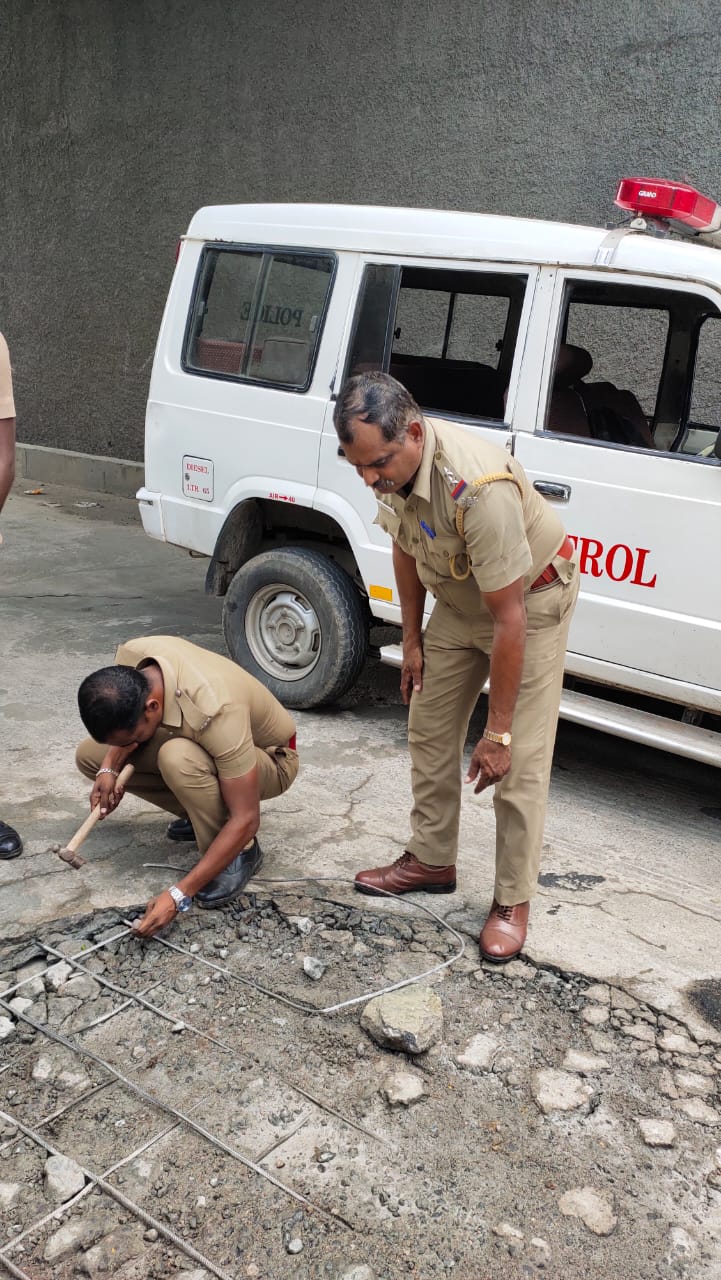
[244, 583, 322, 681]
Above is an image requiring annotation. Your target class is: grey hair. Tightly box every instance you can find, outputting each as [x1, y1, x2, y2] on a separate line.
[333, 371, 422, 444]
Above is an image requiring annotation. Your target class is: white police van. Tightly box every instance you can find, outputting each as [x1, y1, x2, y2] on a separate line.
[138, 178, 721, 766]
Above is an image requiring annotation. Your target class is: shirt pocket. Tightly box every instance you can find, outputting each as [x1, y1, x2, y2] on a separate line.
[419, 533, 470, 585]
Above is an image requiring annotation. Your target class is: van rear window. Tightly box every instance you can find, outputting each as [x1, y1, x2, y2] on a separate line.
[183, 246, 335, 391]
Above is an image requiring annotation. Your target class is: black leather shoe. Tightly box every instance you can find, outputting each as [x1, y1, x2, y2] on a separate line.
[0, 822, 23, 860]
[195, 839, 264, 910]
[166, 817, 196, 843]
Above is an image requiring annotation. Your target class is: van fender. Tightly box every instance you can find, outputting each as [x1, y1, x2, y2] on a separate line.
[205, 499, 263, 596]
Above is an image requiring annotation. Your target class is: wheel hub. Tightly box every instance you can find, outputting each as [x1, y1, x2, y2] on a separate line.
[245, 585, 321, 680]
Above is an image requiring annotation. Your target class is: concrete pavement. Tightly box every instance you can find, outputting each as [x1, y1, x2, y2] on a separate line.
[2, 478, 720, 1043]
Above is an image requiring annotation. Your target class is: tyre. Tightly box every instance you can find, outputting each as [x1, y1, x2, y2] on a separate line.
[222, 547, 369, 708]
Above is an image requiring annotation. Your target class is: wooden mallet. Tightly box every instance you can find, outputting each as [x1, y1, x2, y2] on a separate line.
[57, 764, 135, 869]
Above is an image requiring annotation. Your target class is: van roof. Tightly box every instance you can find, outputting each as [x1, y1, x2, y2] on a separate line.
[185, 202, 721, 287]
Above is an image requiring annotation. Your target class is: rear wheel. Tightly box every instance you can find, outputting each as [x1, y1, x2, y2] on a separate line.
[222, 547, 369, 708]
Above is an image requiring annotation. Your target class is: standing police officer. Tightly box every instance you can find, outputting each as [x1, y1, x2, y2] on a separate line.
[334, 372, 578, 962]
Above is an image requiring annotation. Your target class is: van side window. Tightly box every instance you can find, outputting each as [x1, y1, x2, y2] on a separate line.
[184, 247, 335, 391]
[545, 281, 721, 457]
[688, 317, 721, 453]
[346, 266, 527, 422]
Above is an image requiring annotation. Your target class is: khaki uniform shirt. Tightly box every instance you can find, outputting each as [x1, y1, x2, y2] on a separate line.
[114, 636, 295, 780]
[0, 334, 15, 418]
[374, 418, 566, 614]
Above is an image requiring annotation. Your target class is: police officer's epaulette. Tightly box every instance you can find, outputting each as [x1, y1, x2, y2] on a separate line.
[433, 449, 522, 538]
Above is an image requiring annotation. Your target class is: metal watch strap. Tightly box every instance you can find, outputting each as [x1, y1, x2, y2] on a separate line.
[483, 729, 512, 747]
[168, 884, 192, 911]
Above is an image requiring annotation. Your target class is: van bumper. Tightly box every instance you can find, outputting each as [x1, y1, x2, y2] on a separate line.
[136, 487, 166, 541]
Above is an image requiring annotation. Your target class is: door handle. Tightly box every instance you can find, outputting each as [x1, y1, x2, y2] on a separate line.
[534, 480, 571, 502]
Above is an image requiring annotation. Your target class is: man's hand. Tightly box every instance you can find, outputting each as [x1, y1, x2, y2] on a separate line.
[400, 636, 424, 705]
[131, 891, 177, 938]
[90, 772, 127, 818]
[465, 737, 512, 794]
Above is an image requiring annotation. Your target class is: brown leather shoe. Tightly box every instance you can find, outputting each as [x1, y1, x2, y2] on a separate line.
[479, 899, 529, 963]
[354, 851, 456, 897]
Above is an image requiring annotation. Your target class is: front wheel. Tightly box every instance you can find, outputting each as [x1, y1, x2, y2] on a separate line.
[222, 547, 369, 708]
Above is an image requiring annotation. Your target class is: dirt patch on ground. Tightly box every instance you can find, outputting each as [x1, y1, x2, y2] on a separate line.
[1, 891, 721, 1280]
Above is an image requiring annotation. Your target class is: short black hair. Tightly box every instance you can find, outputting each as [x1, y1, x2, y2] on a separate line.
[333, 370, 422, 445]
[77, 665, 149, 742]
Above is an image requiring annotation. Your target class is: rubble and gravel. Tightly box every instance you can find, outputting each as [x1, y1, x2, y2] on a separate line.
[0, 891, 720, 1279]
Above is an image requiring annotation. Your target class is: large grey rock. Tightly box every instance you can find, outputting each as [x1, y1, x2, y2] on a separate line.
[340, 1267, 375, 1280]
[303, 956, 326, 981]
[44, 1153, 85, 1202]
[558, 1186, 617, 1235]
[455, 1032, 499, 1072]
[0, 1017, 15, 1041]
[532, 1069, 595, 1114]
[361, 986, 443, 1054]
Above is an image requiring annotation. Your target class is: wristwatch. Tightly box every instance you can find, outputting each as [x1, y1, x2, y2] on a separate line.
[168, 884, 193, 913]
[483, 729, 512, 747]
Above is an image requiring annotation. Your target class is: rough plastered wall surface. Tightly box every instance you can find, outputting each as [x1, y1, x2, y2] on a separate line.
[1, 0, 720, 459]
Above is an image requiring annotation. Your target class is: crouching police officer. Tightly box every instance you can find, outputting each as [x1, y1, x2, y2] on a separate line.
[76, 636, 298, 937]
[334, 372, 578, 963]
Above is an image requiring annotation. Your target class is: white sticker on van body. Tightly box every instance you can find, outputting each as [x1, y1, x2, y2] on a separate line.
[182, 456, 214, 502]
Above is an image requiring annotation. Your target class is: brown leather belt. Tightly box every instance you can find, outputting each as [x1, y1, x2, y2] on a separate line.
[530, 535, 574, 591]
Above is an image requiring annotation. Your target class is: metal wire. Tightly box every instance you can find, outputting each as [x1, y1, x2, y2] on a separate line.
[0, 927, 132, 1001]
[0, 1107, 237, 1280]
[38, 941, 240, 1054]
[0, 1112, 185, 1255]
[28, 934, 388, 1148]
[131, 873, 466, 1016]
[0, 999, 354, 1231]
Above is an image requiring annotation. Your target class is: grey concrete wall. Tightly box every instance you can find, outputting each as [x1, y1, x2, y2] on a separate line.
[2, 0, 720, 461]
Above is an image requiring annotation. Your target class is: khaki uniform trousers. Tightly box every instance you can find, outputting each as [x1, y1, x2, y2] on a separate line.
[406, 566, 579, 905]
[76, 729, 299, 854]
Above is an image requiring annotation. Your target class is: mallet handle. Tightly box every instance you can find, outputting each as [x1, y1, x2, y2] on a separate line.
[66, 763, 136, 853]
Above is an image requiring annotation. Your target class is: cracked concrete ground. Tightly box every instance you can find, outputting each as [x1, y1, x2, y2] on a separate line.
[1, 481, 721, 1278]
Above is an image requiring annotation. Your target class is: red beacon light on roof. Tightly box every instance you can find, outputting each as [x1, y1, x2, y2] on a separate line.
[615, 177, 721, 234]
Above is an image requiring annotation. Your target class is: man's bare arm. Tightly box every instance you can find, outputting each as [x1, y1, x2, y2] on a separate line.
[131, 768, 261, 937]
[465, 577, 527, 793]
[393, 540, 427, 703]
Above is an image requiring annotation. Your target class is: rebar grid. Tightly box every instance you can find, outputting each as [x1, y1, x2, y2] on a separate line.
[0, 997, 354, 1231]
[28, 932, 387, 1146]
[0, 1107, 237, 1280]
[0, 881, 462, 1273]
